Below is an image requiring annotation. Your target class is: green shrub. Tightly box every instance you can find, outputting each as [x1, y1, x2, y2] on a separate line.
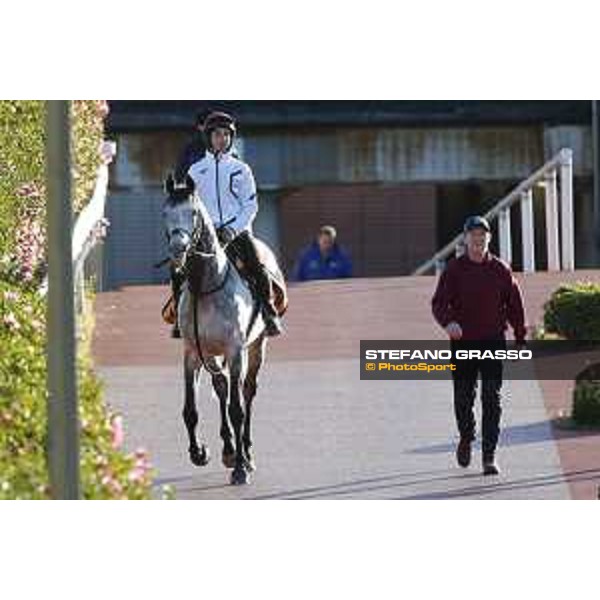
[0, 266, 155, 499]
[572, 380, 600, 427]
[0, 101, 155, 499]
[543, 281, 600, 341]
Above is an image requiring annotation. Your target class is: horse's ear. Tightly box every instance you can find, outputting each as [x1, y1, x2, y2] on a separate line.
[185, 175, 195, 194]
[164, 173, 175, 195]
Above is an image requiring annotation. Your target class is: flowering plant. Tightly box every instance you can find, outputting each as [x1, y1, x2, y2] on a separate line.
[0, 101, 156, 499]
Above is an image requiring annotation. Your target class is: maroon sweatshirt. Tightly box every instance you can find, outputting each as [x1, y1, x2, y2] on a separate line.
[431, 252, 527, 342]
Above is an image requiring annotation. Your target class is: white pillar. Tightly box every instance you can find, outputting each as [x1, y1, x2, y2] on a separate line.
[521, 189, 535, 273]
[544, 170, 561, 271]
[499, 207, 512, 265]
[560, 148, 575, 271]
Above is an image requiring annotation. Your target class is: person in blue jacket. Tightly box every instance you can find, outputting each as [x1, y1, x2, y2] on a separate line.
[294, 225, 353, 281]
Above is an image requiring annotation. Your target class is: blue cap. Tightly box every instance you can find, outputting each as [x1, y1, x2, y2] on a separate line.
[463, 215, 491, 233]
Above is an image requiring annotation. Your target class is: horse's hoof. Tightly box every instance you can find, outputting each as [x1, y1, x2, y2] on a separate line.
[245, 454, 257, 472]
[189, 444, 210, 467]
[230, 467, 250, 485]
[222, 451, 236, 469]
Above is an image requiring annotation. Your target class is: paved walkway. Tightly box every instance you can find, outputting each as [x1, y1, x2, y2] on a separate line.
[92, 271, 600, 499]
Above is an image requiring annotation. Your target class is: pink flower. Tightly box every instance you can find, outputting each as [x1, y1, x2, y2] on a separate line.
[2, 290, 19, 302]
[3, 313, 20, 331]
[101, 474, 122, 495]
[134, 457, 150, 472]
[96, 100, 110, 117]
[109, 480, 122, 495]
[91, 218, 110, 241]
[128, 467, 146, 483]
[134, 447, 148, 460]
[130, 447, 152, 479]
[20, 266, 34, 282]
[30, 319, 44, 332]
[14, 213, 45, 283]
[111, 415, 125, 449]
[16, 182, 41, 199]
[99, 140, 116, 164]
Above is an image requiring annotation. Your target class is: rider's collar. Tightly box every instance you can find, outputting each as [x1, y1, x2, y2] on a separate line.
[208, 149, 232, 160]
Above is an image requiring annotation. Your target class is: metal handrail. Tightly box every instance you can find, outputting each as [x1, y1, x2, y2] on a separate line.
[412, 148, 574, 275]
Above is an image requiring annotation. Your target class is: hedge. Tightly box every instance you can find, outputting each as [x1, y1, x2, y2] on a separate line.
[543, 281, 600, 341]
[0, 101, 156, 499]
[572, 380, 600, 427]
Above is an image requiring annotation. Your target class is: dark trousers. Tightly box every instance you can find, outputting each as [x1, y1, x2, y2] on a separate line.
[450, 339, 504, 458]
[226, 231, 277, 316]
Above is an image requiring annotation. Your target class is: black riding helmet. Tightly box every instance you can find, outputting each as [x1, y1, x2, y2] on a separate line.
[203, 111, 236, 152]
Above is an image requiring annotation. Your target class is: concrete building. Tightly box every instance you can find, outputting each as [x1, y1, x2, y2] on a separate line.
[103, 101, 598, 289]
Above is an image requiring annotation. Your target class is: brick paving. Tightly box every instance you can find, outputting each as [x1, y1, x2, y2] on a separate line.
[92, 270, 600, 499]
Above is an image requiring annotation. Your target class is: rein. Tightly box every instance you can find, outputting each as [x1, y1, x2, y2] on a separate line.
[166, 196, 237, 373]
[185, 223, 232, 374]
[189, 256, 232, 297]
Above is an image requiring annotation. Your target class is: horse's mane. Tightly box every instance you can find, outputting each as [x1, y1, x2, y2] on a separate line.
[165, 189, 192, 207]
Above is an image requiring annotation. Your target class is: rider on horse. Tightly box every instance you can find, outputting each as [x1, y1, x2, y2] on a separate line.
[171, 111, 283, 338]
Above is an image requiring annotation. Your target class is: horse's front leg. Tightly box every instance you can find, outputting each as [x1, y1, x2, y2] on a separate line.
[228, 349, 249, 485]
[183, 351, 210, 467]
[211, 370, 235, 468]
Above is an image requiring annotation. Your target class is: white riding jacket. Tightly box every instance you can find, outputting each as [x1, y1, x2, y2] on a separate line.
[187, 150, 258, 236]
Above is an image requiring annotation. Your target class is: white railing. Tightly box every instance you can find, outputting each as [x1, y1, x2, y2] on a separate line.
[412, 148, 575, 275]
[71, 163, 110, 315]
[40, 141, 115, 311]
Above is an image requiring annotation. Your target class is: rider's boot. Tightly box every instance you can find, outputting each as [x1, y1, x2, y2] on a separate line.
[230, 231, 283, 338]
[253, 264, 283, 337]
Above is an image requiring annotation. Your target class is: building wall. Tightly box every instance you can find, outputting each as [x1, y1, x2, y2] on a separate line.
[104, 191, 170, 290]
[280, 183, 437, 278]
[102, 124, 596, 288]
[109, 125, 593, 190]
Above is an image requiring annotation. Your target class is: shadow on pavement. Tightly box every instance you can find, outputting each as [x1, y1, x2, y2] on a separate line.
[407, 420, 599, 456]
[250, 467, 600, 500]
[252, 469, 483, 500]
[397, 468, 600, 499]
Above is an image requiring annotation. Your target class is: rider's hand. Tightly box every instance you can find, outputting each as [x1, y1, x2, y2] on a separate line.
[445, 321, 463, 340]
[217, 226, 236, 246]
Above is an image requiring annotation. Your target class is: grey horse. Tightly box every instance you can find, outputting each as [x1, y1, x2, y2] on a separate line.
[162, 175, 287, 485]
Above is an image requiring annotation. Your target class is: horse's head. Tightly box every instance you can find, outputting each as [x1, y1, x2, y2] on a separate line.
[162, 174, 199, 268]
[162, 173, 219, 270]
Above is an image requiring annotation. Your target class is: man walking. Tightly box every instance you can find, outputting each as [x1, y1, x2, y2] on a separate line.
[431, 216, 527, 475]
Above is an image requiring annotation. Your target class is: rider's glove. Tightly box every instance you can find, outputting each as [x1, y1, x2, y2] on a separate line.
[217, 225, 236, 246]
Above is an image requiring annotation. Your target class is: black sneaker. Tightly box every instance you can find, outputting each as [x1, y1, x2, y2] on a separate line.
[456, 438, 472, 468]
[482, 456, 500, 476]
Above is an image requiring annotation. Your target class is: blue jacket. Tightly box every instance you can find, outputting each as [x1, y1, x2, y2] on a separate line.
[294, 242, 353, 281]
